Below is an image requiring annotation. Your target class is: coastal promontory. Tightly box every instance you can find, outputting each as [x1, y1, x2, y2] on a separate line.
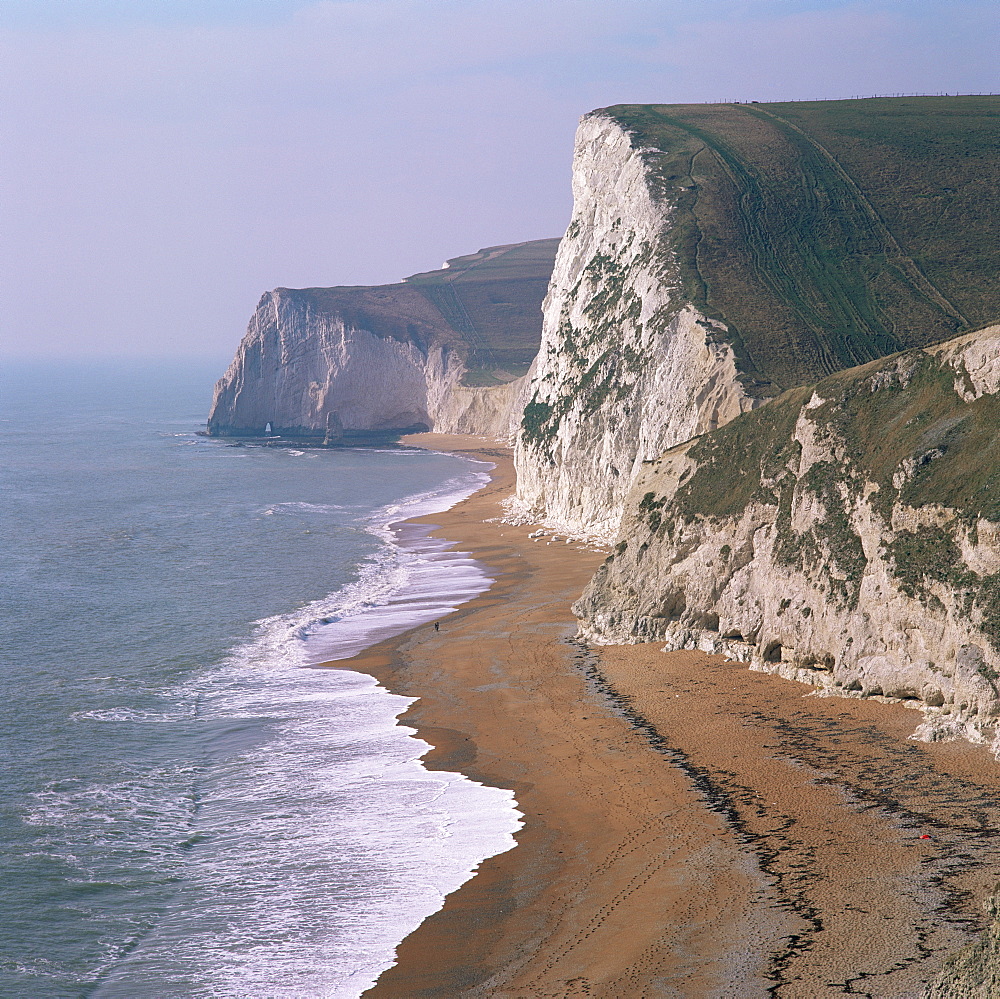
[207, 238, 559, 441]
[209, 94, 1000, 995]
[514, 97, 1000, 539]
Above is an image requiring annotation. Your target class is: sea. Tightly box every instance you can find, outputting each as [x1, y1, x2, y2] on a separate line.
[0, 359, 522, 998]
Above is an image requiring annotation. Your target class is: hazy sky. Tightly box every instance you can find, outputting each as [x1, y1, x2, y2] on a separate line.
[2, 0, 997, 362]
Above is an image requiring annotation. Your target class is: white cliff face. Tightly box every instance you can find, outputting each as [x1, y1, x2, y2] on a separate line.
[209, 290, 530, 440]
[209, 291, 432, 434]
[513, 113, 757, 541]
[426, 358, 535, 439]
[928, 324, 1000, 400]
[575, 327, 1000, 749]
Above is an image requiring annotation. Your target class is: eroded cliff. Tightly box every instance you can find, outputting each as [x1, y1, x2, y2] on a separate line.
[576, 324, 1000, 748]
[514, 97, 1000, 539]
[207, 239, 557, 441]
[512, 113, 758, 540]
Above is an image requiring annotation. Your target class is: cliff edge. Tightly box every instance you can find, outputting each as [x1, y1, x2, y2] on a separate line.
[576, 324, 1000, 749]
[513, 113, 757, 540]
[207, 239, 558, 441]
[515, 97, 1000, 539]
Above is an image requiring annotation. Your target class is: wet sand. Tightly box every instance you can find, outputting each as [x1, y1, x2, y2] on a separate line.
[330, 434, 1000, 998]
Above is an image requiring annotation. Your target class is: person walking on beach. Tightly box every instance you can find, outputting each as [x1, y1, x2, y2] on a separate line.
[434, 621, 440, 632]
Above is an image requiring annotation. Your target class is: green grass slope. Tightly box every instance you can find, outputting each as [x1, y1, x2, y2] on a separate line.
[283, 239, 558, 387]
[404, 238, 561, 384]
[604, 96, 1000, 393]
[621, 323, 1000, 643]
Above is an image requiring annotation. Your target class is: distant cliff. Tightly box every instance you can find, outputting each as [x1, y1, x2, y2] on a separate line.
[207, 239, 558, 441]
[575, 324, 1000, 748]
[513, 97, 1000, 539]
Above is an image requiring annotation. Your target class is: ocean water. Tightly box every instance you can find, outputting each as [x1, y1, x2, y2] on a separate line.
[0, 360, 521, 998]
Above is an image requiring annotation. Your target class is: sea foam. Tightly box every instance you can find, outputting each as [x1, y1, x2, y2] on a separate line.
[81, 456, 521, 998]
[302, 466, 494, 663]
[3, 369, 518, 999]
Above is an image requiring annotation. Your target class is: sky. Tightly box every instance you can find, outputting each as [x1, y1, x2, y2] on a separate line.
[1, 0, 997, 363]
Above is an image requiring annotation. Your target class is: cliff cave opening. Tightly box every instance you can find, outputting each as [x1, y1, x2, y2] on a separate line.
[763, 641, 784, 664]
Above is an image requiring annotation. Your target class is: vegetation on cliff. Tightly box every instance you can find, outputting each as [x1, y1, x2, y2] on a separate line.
[602, 96, 1000, 394]
[403, 238, 559, 385]
[208, 238, 559, 438]
[674, 344, 1000, 527]
[628, 335, 1000, 635]
[519, 245, 647, 449]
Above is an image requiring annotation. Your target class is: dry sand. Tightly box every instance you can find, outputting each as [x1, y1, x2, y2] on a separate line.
[326, 434, 1000, 998]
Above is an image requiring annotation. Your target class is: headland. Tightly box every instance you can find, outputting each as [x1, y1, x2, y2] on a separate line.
[210, 97, 1000, 994]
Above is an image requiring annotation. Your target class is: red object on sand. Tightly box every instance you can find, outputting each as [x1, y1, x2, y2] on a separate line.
[920, 834, 932, 839]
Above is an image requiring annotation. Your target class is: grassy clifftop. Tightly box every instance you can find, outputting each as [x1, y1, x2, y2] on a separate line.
[646, 324, 1000, 629]
[603, 96, 1000, 393]
[286, 238, 559, 387]
[404, 238, 560, 385]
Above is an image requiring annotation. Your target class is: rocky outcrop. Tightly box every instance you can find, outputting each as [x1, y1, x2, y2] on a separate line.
[926, 892, 1000, 997]
[575, 325, 1000, 749]
[512, 113, 758, 540]
[512, 98, 995, 541]
[207, 240, 558, 441]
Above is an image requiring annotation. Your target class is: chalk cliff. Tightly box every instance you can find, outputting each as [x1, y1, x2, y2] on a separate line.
[514, 98, 998, 539]
[204, 94, 1000, 987]
[512, 113, 758, 540]
[207, 239, 557, 441]
[575, 325, 1000, 748]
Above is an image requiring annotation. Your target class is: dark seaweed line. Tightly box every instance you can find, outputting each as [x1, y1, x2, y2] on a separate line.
[761, 710, 1000, 936]
[567, 638, 822, 997]
[747, 711, 983, 997]
[567, 640, 1000, 997]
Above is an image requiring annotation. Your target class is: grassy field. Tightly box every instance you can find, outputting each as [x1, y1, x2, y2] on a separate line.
[404, 239, 560, 385]
[604, 97, 1000, 393]
[288, 239, 557, 387]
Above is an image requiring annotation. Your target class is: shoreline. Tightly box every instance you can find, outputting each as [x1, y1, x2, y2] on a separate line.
[328, 433, 1000, 997]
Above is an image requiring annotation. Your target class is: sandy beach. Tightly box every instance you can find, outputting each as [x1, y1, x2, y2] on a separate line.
[330, 434, 1000, 998]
